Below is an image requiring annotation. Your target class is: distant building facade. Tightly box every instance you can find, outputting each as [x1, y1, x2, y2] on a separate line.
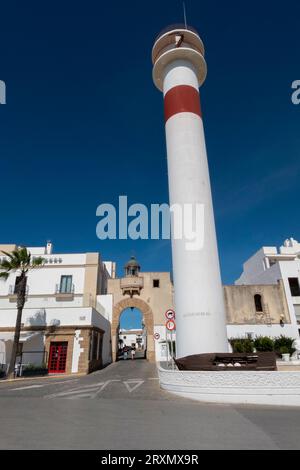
[229, 237, 300, 339]
[1, 238, 299, 375]
[119, 329, 146, 350]
[107, 256, 174, 363]
[0, 243, 113, 375]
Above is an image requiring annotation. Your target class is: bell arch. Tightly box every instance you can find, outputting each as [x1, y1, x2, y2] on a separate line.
[112, 298, 155, 362]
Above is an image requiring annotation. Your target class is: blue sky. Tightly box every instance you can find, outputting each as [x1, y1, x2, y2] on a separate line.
[0, 0, 299, 286]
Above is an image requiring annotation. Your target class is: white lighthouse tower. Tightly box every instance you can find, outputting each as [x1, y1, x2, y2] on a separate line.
[152, 25, 228, 357]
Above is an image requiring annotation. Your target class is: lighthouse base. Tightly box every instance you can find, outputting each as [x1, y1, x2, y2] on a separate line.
[158, 366, 300, 407]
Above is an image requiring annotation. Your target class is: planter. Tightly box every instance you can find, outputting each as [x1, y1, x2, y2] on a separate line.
[281, 353, 290, 362]
[22, 369, 48, 377]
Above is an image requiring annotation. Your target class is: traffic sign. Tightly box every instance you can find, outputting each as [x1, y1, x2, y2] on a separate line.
[154, 332, 160, 340]
[166, 319, 176, 331]
[165, 309, 175, 320]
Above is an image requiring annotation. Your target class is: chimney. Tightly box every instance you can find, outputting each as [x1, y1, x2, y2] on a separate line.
[45, 241, 53, 255]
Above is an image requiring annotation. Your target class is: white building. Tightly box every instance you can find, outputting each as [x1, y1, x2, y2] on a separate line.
[0, 243, 114, 375]
[119, 329, 146, 350]
[233, 237, 300, 339]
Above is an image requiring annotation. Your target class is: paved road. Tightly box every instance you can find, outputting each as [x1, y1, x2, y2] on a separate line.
[0, 360, 300, 449]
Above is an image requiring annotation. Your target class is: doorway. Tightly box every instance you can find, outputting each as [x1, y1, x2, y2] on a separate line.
[48, 342, 68, 373]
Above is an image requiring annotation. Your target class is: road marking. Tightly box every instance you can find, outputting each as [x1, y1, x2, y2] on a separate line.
[10, 384, 45, 391]
[123, 380, 144, 393]
[45, 383, 102, 399]
[1, 378, 78, 392]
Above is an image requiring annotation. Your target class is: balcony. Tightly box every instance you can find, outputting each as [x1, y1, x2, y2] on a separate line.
[55, 283, 75, 301]
[120, 276, 143, 296]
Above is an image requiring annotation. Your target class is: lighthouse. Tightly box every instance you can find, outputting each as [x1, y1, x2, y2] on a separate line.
[152, 25, 228, 357]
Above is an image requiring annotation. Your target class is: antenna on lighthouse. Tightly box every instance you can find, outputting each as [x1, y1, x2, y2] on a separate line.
[183, 2, 187, 29]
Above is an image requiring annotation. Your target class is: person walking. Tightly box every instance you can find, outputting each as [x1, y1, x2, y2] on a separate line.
[131, 348, 136, 360]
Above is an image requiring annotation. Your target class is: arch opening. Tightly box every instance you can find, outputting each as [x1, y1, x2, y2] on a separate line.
[117, 308, 146, 361]
[111, 298, 155, 363]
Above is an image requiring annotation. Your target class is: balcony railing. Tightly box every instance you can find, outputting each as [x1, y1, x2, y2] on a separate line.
[120, 276, 143, 296]
[55, 283, 75, 294]
[55, 284, 75, 300]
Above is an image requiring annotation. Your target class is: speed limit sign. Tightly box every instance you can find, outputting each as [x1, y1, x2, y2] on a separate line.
[166, 319, 176, 331]
[165, 309, 175, 320]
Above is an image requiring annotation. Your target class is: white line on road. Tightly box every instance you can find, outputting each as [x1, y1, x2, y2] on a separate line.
[45, 383, 103, 399]
[10, 384, 45, 391]
[2, 378, 79, 392]
[123, 380, 144, 393]
[91, 380, 114, 399]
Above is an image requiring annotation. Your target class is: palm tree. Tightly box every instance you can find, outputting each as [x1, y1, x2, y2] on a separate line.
[0, 247, 45, 379]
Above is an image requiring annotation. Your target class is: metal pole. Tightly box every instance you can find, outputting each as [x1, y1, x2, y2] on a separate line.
[183, 2, 187, 29]
[171, 329, 174, 370]
[166, 327, 169, 369]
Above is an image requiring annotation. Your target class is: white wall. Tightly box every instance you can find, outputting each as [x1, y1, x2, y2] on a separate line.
[227, 324, 297, 340]
[154, 325, 177, 362]
[91, 308, 112, 365]
[97, 294, 113, 322]
[0, 265, 86, 297]
[0, 306, 99, 328]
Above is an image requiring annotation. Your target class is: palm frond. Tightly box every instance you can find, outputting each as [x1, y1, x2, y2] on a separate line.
[0, 247, 44, 277]
[0, 272, 9, 280]
[0, 259, 12, 270]
[31, 256, 45, 268]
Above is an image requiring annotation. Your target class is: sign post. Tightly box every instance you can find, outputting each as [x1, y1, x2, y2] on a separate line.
[165, 318, 176, 370]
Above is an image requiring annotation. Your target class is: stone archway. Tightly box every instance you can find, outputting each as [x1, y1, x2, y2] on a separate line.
[112, 298, 155, 363]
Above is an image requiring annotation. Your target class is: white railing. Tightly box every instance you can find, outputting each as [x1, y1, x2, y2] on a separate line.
[55, 284, 75, 294]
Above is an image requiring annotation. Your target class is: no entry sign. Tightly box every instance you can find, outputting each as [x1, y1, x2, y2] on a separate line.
[166, 319, 176, 331]
[165, 309, 175, 320]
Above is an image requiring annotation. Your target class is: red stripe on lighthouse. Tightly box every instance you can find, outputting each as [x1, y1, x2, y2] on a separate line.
[164, 85, 202, 123]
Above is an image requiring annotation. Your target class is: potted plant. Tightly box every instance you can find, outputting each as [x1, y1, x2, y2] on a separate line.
[274, 335, 296, 359]
[279, 346, 291, 362]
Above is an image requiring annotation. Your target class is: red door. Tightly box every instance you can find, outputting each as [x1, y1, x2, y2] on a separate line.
[48, 342, 68, 373]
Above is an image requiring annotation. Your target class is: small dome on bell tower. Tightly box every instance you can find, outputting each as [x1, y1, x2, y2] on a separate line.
[124, 256, 140, 277]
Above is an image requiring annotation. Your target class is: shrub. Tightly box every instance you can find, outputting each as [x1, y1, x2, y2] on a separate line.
[279, 346, 290, 355]
[253, 336, 274, 352]
[23, 363, 46, 371]
[22, 363, 48, 377]
[274, 336, 296, 356]
[229, 338, 254, 353]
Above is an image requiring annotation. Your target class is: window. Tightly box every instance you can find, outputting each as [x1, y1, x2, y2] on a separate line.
[59, 275, 73, 294]
[153, 279, 160, 288]
[254, 294, 263, 312]
[288, 278, 300, 297]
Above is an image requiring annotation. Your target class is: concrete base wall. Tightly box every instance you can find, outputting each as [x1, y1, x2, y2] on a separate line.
[158, 367, 300, 407]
